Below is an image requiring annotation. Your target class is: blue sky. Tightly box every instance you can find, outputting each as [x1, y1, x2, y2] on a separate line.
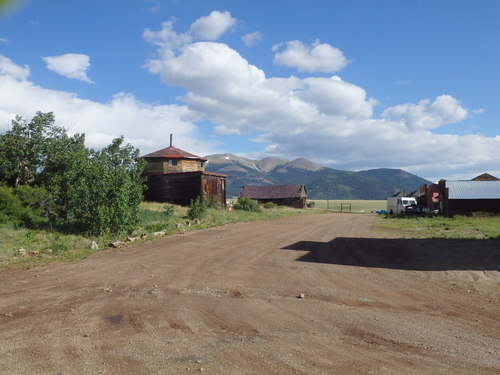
[0, 0, 499, 181]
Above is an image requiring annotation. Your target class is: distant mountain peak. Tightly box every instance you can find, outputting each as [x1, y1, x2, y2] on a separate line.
[205, 153, 259, 171]
[285, 158, 324, 171]
[257, 157, 289, 173]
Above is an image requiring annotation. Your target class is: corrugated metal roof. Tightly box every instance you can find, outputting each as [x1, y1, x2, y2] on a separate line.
[446, 180, 500, 199]
[142, 146, 207, 161]
[240, 185, 306, 199]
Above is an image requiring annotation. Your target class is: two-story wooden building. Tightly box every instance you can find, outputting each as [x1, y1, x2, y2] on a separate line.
[142, 139, 226, 206]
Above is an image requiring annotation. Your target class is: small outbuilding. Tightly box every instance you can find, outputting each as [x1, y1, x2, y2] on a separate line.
[240, 184, 307, 208]
[142, 138, 226, 206]
[438, 179, 500, 215]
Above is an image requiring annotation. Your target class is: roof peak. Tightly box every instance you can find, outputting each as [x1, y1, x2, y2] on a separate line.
[141, 145, 207, 160]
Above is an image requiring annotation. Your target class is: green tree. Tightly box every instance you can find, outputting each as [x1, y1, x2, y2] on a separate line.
[0, 111, 86, 186]
[0, 112, 146, 235]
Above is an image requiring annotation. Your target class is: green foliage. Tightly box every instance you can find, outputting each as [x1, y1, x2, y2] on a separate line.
[0, 185, 51, 227]
[49, 137, 145, 235]
[0, 112, 86, 187]
[0, 185, 22, 223]
[262, 201, 278, 209]
[0, 112, 146, 235]
[306, 201, 315, 208]
[233, 197, 261, 212]
[187, 196, 208, 220]
[206, 197, 219, 209]
[144, 223, 167, 232]
[163, 204, 176, 218]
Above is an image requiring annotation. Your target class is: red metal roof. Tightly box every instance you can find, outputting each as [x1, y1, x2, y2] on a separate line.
[142, 146, 207, 161]
[240, 185, 307, 199]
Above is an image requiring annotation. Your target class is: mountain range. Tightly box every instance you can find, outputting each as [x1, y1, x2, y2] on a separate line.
[204, 154, 432, 200]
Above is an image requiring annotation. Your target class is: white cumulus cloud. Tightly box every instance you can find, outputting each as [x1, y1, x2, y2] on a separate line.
[42, 53, 95, 83]
[143, 13, 500, 180]
[143, 10, 235, 50]
[0, 55, 30, 80]
[382, 95, 468, 130]
[273, 40, 348, 73]
[0, 55, 214, 156]
[242, 31, 263, 47]
[189, 10, 236, 40]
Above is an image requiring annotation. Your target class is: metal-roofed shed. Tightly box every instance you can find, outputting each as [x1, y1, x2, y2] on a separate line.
[240, 184, 307, 208]
[438, 179, 500, 215]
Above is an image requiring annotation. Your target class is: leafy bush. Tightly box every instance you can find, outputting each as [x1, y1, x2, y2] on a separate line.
[0, 185, 50, 227]
[0, 185, 23, 223]
[206, 197, 219, 209]
[163, 204, 176, 218]
[307, 201, 316, 208]
[187, 196, 208, 220]
[233, 197, 261, 212]
[0, 113, 146, 235]
[263, 202, 277, 209]
[46, 137, 145, 235]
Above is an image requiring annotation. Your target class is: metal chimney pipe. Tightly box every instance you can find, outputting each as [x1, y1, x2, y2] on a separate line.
[170, 134, 173, 147]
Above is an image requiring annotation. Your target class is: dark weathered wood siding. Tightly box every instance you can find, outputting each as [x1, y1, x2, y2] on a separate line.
[255, 197, 307, 209]
[240, 185, 307, 208]
[144, 172, 226, 206]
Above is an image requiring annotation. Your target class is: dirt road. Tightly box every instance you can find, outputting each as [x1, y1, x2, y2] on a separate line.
[1, 213, 499, 374]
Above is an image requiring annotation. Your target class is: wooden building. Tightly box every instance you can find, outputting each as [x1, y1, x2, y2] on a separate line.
[416, 183, 440, 211]
[142, 139, 226, 206]
[240, 184, 307, 208]
[438, 179, 500, 216]
[471, 173, 499, 181]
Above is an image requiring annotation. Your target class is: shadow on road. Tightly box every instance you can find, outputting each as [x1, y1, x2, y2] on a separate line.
[282, 238, 500, 271]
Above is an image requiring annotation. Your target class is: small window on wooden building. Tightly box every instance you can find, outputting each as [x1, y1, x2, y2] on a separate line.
[168, 159, 178, 166]
[198, 161, 204, 168]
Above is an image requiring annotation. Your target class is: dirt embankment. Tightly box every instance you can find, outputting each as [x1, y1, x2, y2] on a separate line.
[1, 213, 499, 374]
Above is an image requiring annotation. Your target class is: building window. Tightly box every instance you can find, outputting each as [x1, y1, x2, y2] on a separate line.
[198, 161, 204, 168]
[168, 159, 178, 166]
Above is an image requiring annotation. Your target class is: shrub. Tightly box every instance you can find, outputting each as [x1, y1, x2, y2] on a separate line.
[233, 197, 261, 212]
[263, 202, 278, 209]
[206, 197, 219, 209]
[187, 196, 208, 220]
[0, 185, 23, 222]
[163, 204, 176, 218]
[307, 201, 316, 208]
[0, 185, 50, 227]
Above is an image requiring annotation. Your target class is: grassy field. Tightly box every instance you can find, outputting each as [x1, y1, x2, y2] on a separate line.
[228, 199, 387, 213]
[308, 199, 386, 213]
[380, 213, 500, 239]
